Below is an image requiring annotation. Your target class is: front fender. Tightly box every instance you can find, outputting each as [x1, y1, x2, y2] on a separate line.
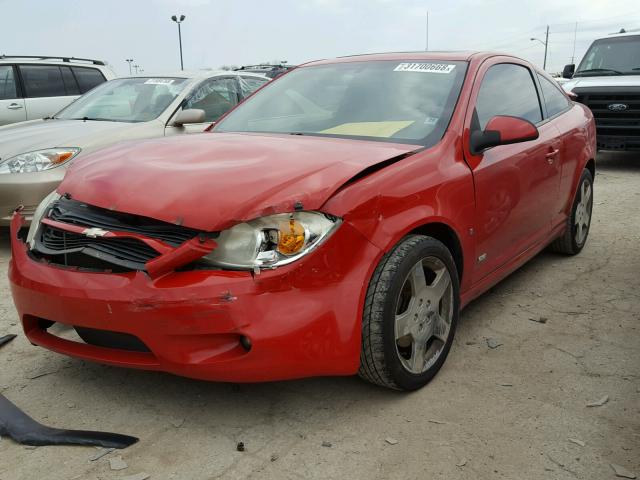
[322, 148, 476, 291]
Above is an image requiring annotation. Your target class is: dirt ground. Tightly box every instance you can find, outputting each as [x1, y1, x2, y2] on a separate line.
[0, 152, 638, 480]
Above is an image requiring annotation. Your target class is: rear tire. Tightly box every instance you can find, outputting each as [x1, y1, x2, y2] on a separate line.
[359, 235, 460, 391]
[550, 168, 593, 255]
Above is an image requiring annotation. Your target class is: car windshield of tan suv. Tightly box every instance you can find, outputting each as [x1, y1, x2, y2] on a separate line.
[55, 77, 189, 123]
[214, 60, 468, 145]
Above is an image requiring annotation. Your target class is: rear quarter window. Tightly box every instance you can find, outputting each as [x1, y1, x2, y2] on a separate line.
[537, 73, 571, 118]
[72, 67, 107, 94]
[239, 76, 268, 97]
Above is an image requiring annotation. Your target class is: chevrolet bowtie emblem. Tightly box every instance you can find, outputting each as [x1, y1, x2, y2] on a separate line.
[82, 227, 109, 238]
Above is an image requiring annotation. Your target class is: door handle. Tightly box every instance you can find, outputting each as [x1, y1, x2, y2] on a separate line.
[7, 103, 23, 110]
[545, 149, 559, 164]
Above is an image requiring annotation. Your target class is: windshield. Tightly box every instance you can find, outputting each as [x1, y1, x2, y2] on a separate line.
[214, 60, 468, 145]
[575, 35, 640, 76]
[56, 77, 190, 122]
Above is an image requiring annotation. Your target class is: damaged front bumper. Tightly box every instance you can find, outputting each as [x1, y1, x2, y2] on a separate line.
[9, 213, 381, 382]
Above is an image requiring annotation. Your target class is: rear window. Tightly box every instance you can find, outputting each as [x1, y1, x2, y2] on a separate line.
[19, 65, 68, 98]
[72, 67, 106, 93]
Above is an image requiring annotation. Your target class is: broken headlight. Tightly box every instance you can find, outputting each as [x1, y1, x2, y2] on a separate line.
[203, 212, 341, 269]
[26, 190, 61, 248]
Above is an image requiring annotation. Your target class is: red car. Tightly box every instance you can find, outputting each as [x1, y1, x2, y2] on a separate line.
[9, 52, 596, 390]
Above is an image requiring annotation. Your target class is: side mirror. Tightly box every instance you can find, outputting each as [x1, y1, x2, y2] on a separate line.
[562, 64, 575, 79]
[566, 90, 578, 101]
[172, 108, 205, 126]
[470, 115, 539, 155]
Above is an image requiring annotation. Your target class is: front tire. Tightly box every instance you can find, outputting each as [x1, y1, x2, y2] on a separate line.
[359, 235, 460, 391]
[550, 168, 593, 255]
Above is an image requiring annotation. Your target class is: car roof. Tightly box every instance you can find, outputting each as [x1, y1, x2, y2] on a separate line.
[301, 51, 502, 67]
[594, 31, 640, 39]
[121, 70, 269, 81]
[0, 55, 107, 67]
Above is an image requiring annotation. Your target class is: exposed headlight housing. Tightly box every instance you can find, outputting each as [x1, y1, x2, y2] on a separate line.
[0, 148, 81, 174]
[26, 190, 61, 248]
[203, 211, 341, 269]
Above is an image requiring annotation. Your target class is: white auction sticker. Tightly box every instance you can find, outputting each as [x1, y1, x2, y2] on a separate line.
[144, 79, 175, 85]
[394, 63, 456, 74]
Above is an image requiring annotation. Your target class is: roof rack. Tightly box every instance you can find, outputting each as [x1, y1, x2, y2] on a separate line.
[0, 55, 106, 66]
[235, 64, 292, 71]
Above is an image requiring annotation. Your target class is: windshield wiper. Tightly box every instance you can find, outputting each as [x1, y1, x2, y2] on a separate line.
[574, 68, 624, 76]
[70, 117, 111, 122]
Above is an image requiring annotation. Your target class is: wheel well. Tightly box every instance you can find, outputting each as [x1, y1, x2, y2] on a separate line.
[585, 158, 595, 180]
[410, 223, 464, 282]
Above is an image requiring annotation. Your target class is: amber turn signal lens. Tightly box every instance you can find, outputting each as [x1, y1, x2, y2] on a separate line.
[277, 218, 306, 255]
[52, 151, 75, 164]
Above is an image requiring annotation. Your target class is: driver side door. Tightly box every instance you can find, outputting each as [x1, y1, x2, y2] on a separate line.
[463, 59, 561, 282]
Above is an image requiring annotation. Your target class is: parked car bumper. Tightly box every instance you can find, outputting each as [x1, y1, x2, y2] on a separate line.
[0, 169, 64, 226]
[596, 134, 640, 152]
[8, 213, 380, 382]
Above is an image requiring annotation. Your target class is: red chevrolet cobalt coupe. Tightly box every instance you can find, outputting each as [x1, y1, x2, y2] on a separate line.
[9, 52, 596, 390]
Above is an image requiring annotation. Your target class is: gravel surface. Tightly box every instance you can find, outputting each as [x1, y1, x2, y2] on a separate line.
[0, 152, 638, 480]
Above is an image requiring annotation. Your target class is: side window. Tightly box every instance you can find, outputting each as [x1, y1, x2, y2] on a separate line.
[19, 65, 67, 98]
[475, 63, 542, 129]
[537, 73, 571, 118]
[60, 66, 80, 95]
[184, 78, 240, 122]
[0, 65, 18, 100]
[72, 67, 106, 94]
[239, 76, 268, 98]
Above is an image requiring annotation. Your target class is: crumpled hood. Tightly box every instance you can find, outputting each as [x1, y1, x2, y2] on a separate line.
[60, 132, 419, 231]
[563, 75, 640, 92]
[0, 119, 156, 161]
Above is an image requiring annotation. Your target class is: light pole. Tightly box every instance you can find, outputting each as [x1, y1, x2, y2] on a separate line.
[133, 64, 140, 74]
[125, 59, 134, 75]
[425, 11, 429, 51]
[530, 25, 550, 70]
[171, 14, 186, 70]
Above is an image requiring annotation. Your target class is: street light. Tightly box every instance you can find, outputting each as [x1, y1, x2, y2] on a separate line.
[133, 64, 140, 74]
[171, 14, 186, 70]
[125, 59, 134, 75]
[530, 25, 550, 70]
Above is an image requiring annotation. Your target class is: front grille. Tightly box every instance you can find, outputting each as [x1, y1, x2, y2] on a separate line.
[36, 225, 160, 271]
[32, 197, 208, 272]
[574, 86, 640, 150]
[49, 197, 200, 246]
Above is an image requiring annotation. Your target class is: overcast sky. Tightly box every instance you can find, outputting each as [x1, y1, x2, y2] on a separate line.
[2, 0, 639, 75]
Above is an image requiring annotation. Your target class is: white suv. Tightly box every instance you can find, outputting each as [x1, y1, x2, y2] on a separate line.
[0, 56, 116, 126]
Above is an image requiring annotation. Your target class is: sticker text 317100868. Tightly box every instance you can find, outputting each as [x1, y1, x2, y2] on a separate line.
[394, 63, 456, 74]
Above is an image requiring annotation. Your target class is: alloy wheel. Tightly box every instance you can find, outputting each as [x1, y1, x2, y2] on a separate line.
[394, 256, 454, 374]
[575, 177, 592, 245]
